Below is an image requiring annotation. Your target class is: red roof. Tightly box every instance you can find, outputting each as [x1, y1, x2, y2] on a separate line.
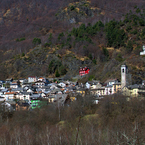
[79, 67, 90, 76]
[5, 92, 16, 95]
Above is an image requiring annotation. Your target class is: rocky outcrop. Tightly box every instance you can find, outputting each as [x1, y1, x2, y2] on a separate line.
[56, 1, 101, 23]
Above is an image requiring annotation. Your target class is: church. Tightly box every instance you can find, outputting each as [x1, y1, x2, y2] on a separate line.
[121, 65, 145, 97]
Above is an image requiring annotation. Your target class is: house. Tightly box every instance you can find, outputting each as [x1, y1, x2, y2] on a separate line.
[38, 77, 46, 82]
[70, 96, 77, 101]
[140, 45, 145, 55]
[104, 79, 119, 86]
[142, 80, 145, 86]
[76, 88, 86, 96]
[30, 98, 47, 109]
[86, 82, 91, 89]
[10, 81, 18, 89]
[90, 82, 102, 89]
[0, 80, 4, 87]
[21, 83, 32, 88]
[30, 92, 41, 99]
[105, 85, 113, 95]
[127, 84, 145, 97]
[28, 76, 37, 83]
[90, 81, 121, 96]
[127, 84, 139, 97]
[40, 92, 46, 98]
[5, 78, 13, 84]
[30, 99, 41, 109]
[50, 84, 58, 90]
[0, 88, 8, 97]
[102, 78, 121, 95]
[15, 92, 31, 101]
[48, 88, 62, 95]
[57, 91, 63, 94]
[40, 86, 51, 94]
[35, 81, 45, 88]
[26, 88, 33, 93]
[108, 79, 119, 86]
[122, 86, 130, 96]
[138, 86, 145, 97]
[4, 92, 17, 101]
[48, 95, 55, 103]
[58, 82, 66, 88]
[0, 86, 6, 91]
[79, 67, 90, 76]
[90, 87, 105, 96]
[112, 83, 121, 94]
[49, 94, 68, 106]
[19, 79, 27, 84]
[0, 97, 5, 102]
[122, 84, 145, 97]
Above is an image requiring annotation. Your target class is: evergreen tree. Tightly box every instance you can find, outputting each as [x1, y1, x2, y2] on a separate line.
[55, 70, 60, 77]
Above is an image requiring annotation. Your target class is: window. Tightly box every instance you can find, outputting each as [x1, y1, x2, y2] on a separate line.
[122, 69, 124, 73]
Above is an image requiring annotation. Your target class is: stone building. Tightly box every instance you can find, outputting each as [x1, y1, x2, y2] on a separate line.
[121, 65, 132, 89]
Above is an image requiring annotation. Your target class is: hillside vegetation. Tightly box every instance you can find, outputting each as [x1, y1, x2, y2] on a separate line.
[0, 94, 145, 144]
[0, 0, 145, 83]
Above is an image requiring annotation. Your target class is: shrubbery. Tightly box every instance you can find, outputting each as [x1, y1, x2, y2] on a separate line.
[1, 94, 145, 144]
[16, 37, 25, 42]
[48, 59, 67, 76]
[105, 20, 127, 48]
[32, 38, 41, 45]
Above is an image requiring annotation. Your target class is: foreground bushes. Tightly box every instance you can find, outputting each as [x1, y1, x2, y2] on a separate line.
[0, 94, 145, 144]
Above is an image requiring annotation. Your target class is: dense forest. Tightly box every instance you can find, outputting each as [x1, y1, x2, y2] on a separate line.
[0, 0, 145, 83]
[0, 94, 145, 144]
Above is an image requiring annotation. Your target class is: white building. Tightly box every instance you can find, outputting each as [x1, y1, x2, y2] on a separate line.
[35, 81, 45, 88]
[58, 82, 66, 88]
[105, 86, 113, 95]
[86, 82, 90, 89]
[16, 92, 31, 101]
[28, 76, 37, 83]
[140, 45, 145, 55]
[3, 92, 16, 101]
[10, 81, 18, 89]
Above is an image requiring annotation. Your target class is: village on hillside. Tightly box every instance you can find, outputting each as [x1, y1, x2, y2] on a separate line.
[0, 65, 144, 111]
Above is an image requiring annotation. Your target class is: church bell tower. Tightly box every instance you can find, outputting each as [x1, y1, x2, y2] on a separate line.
[121, 65, 128, 89]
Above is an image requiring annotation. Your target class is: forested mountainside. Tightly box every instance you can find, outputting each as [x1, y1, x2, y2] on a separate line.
[0, 0, 145, 83]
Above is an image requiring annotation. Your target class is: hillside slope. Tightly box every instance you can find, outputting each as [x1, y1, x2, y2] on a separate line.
[0, 0, 145, 83]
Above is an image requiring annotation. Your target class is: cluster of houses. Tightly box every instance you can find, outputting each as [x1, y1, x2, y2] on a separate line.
[0, 77, 79, 111]
[87, 65, 145, 98]
[0, 65, 144, 111]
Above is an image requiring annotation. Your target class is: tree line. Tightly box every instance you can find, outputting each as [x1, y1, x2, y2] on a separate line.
[0, 93, 144, 144]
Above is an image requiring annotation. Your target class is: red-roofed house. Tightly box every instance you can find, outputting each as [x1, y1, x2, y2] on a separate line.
[38, 77, 46, 82]
[4, 92, 17, 100]
[79, 67, 90, 76]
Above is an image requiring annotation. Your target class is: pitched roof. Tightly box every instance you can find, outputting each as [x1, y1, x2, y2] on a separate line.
[38, 77, 45, 79]
[28, 76, 37, 78]
[5, 92, 16, 95]
[128, 84, 143, 89]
